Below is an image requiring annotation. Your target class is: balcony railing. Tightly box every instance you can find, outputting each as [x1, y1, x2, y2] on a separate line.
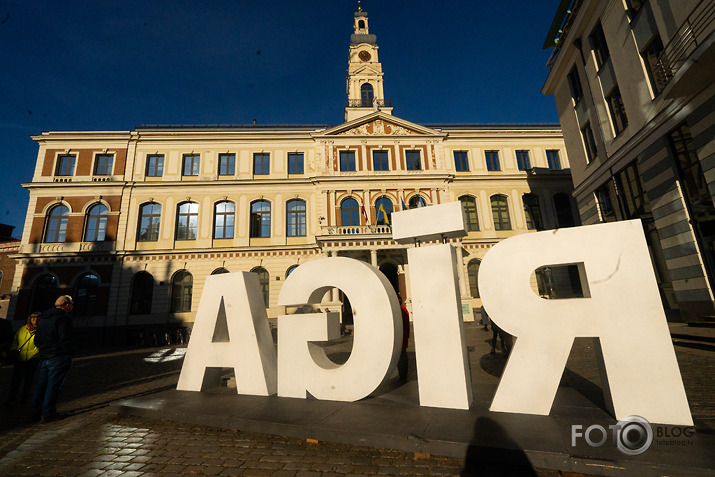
[653, 0, 715, 91]
[321, 225, 392, 236]
[345, 98, 392, 108]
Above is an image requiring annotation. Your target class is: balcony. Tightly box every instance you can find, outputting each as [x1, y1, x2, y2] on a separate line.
[320, 225, 392, 236]
[345, 98, 393, 108]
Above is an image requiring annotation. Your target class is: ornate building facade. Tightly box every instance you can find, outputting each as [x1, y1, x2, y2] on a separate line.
[9, 8, 576, 343]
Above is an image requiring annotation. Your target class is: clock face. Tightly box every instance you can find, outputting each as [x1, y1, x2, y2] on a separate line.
[358, 50, 371, 62]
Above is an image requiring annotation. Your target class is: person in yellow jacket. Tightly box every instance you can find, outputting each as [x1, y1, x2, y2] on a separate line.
[4, 312, 40, 404]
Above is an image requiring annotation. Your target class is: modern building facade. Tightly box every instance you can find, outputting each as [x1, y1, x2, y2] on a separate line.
[8, 8, 576, 343]
[542, 0, 715, 320]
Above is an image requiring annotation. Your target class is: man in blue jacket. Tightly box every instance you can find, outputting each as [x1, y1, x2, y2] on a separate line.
[32, 295, 74, 423]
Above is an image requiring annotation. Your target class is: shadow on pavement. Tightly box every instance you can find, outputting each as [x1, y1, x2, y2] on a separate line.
[461, 416, 538, 476]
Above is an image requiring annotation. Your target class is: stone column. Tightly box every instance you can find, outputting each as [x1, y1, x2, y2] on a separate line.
[370, 249, 378, 267]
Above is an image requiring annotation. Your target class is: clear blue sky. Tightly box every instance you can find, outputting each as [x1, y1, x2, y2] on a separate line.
[0, 0, 561, 237]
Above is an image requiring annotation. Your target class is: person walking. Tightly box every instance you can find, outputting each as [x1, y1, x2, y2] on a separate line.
[32, 295, 74, 423]
[4, 312, 40, 404]
[397, 296, 410, 381]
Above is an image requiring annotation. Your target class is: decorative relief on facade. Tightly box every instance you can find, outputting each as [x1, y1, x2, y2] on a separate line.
[338, 120, 416, 136]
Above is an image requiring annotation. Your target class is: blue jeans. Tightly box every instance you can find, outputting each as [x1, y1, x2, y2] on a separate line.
[32, 356, 72, 418]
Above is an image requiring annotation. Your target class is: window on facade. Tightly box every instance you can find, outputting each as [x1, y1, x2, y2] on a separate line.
[45, 205, 69, 243]
[554, 193, 576, 227]
[546, 150, 562, 170]
[595, 182, 618, 222]
[129, 271, 153, 315]
[485, 151, 501, 171]
[454, 151, 469, 172]
[523, 194, 544, 230]
[182, 154, 200, 176]
[176, 202, 199, 240]
[641, 35, 666, 95]
[375, 197, 393, 225]
[467, 260, 480, 299]
[55, 155, 76, 176]
[286, 265, 298, 277]
[373, 150, 389, 171]
[84, 204, 108, 242]
[340, 150, 356, 171]
[251, 267, 270, 307]
[459, 196, 479, 232]
[171, 270, 193, 313]
[567, 67, 584, 103]
[211, 268, 230, 275]
[32, 274, 59, 314]
[606, 85, 629, 135]
[409, 195, 426, 209]
[213, 201, 235, 239]
[146, 155, 164, 177]
[589, 22, 610, 70]
[288, 153, 304, 174]
[94, 154, 113, 175]
[360, 83, 374, 107]
[615, 162, 651, 218]
[406, 150, 421, 170]
[75, 273, 100, 317]
[218, 153, 235, 176]
[137, 203, 161, 242]
[670, 124, 715, 224]
[253, 153, 270, 175]
[250, 200, 271, 237]
[581, 122, 598, 163]
[287, 199, 307, 237]
[340, 198, 360, 226]
[516, 150, 531, 171]
[491, 195, 512, 231]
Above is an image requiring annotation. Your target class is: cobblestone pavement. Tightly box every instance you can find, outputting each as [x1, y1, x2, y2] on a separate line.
[0, 320, 712, 476]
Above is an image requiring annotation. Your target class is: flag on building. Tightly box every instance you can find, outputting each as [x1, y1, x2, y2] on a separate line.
[401, 197, 407, 211]
[361, 204, 369, 224]
[378, 203, 390, 225]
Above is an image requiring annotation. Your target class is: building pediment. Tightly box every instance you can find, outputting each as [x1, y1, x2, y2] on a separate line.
[316, 112, 445, 138]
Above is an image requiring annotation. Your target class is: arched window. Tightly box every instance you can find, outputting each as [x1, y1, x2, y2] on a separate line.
[358, 19, 365, 29]
[75, 273, 100, 316]
[211, 267, 230, 275]
[137, 203, 161, 242]
[171, 270, 193, 313]
[44, 205, 69, 243]
[375, 196, 393, 225]
[286, 265, 298, 277]
[554, 193, 576, 228]
[459, 196, 479, 231]
[361, 83, 374, 107]
[129, 271, 153, 315]
[340, 198, 360, 226]
[523, 194, 544, 231]
[250, 200, 271, 238]
[467, 260, 480, 298]
[84, 203, 108, 242]
[176, 202, 199, 240]
[251, 267, 270, 307]
[286, 199, 307, 237]
[214, 201, 235, 239]
[408, 195, 426, 209]
[31, 274, 58, 312]
[491, 195, 512, 231]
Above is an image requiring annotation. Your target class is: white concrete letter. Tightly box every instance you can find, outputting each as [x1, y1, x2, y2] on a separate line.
[277, 257, 402, 401]
[479, 220, 693, 425]
[177, 272, 277, 395]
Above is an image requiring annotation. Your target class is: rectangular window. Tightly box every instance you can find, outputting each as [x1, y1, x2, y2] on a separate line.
[55, 155, 76, 176]
[405, 150, 421, 170]
[589, 22, 610, 70]
[581, 122, 598, 163]
[94, 154, 113, 175]
[373, 150, 389, 171]
[253, 153, 270, 175]
[146, 155, 164, 177]
[288, 153, 304, 174]
[546, 150, 562, 170]
[182, 154, 200, 176]
[567, 67, 583, 103]
[515, 150, 531, 171]
[218, 153, 235, 176]
[595, 182, 617, 222]
[454, 151, 469, 172]
[606, 85, 629, 135]
[615, 162, 651, 218]
[340, 150, 356, 171]
[641, 35, 665, 95]
[485, 151, 501, 171]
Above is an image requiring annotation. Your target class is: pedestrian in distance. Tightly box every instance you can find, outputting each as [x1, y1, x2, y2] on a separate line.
[4, 312, 40, 404]
[480, 305, 490, 331]
[482, 305, 512, 355]
[32, 295, 74, 423]
[397, 295, 410, 381]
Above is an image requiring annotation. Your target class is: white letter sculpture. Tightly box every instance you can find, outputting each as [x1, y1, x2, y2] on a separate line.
[277, 257, 402, 401]
[392, 202, 473, 410]
[177, 272, 277, 395]
[479, 220, 693, 426]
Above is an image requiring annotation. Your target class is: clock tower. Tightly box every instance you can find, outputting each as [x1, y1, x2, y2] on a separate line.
[345, 5, 393, 122]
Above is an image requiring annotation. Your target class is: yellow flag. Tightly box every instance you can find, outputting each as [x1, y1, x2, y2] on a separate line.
[378, 203, 390, 225]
